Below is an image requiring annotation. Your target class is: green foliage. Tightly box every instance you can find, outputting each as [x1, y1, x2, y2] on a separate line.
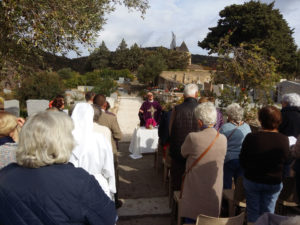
[0, 0, 149, 75]
[84, 70, 101, 86]
[84, 68, 133, 85]
[16, 71, 64, 105]
[117, 39, 128, 51]
[89, 41, 144, 71]
[198, 1, 297, 76]
[217, 86, 251, 109]
[215, 35, 280, 108]
[64, 74, 86, 88]
[84, 70, 117, 96]
[57, 68, 86, 88]
[156, 47, 189, 70]
[89, 41, 111, 70]
[57, 68, 76, 80]
[87, 42, 189, 72]
[296, 49, 300, 78]
[111, 39, 130, 69]
[83, 68, 133, 95]
[92, 78, 117, 96]
[137, 54, 167, 85]
[127, 43, 144, 71]
[99, 68, 131, 80]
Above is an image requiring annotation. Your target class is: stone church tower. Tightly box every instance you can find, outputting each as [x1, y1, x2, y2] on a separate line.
[170, 33, 191, 66]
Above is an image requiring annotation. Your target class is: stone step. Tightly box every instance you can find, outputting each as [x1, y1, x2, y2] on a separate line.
[118, 197, 171, 217]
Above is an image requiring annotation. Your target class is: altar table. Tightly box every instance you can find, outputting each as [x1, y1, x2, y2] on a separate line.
[129, 126, 159, 159]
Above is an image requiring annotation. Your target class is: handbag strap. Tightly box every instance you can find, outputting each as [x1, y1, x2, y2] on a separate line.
[180, 131, 220, 198]
[227, 122, 244, 141]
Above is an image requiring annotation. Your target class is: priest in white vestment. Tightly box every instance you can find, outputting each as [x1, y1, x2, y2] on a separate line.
[70, 103, 116, 200]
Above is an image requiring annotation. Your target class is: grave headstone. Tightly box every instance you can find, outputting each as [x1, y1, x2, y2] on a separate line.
[204, 82, 212, 92]
[110, 92, 118, 100]
[77, 86, 94, 92]
[4, 100, 20, 117]
[213, 84, 223, 97]
[117, 77, 124, 84]
[26, 99, 49, 116]
[3, 89, 12, 94]
[64, 90, 85, 105]
[106, 97, 115, 109]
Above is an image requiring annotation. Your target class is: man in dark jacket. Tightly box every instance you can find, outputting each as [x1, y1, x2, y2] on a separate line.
[169, 83, 199, 191]
[279, 93, 300, 138]
[278, 93, 300, 198]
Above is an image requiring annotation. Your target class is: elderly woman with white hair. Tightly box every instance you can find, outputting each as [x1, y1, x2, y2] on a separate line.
[179, 102, 227, 223]
[220, 103, 251, 189]
[0, 111, 117, 225]
[279, 93, 300, 137]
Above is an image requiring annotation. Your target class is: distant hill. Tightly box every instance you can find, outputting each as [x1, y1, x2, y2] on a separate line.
[37, 50, 220, 74]
[42, 52, 90, 74]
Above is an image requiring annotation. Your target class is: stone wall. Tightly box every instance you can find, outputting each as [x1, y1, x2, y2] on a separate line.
[158, 70, 213, 90]
[277, 81, 300, 102]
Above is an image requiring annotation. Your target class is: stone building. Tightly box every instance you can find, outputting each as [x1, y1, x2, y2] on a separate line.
[159, 33, 214, 90]
[158, 70, 213, 90]
[170, 32, 191, 65]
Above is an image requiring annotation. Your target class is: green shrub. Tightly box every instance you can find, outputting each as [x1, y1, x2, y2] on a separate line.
[16, 71, 64, 106]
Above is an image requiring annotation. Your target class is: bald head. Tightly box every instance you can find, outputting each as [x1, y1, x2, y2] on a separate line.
[147, 92, 154, 101]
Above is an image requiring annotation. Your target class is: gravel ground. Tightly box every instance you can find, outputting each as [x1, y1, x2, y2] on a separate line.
[118, 142, 167, 199]
[116, 95, 171, 225]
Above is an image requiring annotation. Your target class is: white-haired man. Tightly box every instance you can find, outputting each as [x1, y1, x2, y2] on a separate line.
[279, 93, 300, 203]
[169, 83, 200, 192]
[279, 93, 300, 137]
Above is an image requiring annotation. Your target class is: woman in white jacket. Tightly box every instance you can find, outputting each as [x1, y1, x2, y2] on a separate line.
[70, 102, 116, 200]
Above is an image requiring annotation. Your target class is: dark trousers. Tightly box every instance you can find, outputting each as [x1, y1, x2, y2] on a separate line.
[223, 159, 243, 189]
[114, 159, 119, 204]
[170, 159, 186, 192]
[296, 172, 300, 203]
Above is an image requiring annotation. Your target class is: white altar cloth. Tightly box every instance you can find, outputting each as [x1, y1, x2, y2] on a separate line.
[129, 127, 159, 159]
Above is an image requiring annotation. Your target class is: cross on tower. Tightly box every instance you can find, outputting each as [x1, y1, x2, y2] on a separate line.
[147, 106, 157, 118]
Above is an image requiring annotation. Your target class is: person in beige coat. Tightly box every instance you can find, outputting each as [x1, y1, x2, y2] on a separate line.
[93, 94, 122, 156]
[180, 102, 227, 222]
[93, 94, 123, 208]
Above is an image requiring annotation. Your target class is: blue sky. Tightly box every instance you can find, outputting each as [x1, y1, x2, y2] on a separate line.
[67, 0, 300, 58]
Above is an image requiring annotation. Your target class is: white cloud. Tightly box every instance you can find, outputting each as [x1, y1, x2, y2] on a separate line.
[67, 0, 300, 58]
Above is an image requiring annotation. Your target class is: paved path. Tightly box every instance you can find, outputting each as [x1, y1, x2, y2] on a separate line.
[116, 95, 171, 225]
[117, 96, 142, 142]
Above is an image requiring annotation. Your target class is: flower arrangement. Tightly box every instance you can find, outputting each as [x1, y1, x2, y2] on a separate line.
[145, 118, 157, 129]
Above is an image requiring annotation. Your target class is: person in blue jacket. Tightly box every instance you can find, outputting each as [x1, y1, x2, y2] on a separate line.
[0, 111, 117, 225]
[220, 103, 251, 189]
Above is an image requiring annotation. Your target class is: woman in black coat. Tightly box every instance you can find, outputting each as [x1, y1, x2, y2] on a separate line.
[240, 106, 289, 224]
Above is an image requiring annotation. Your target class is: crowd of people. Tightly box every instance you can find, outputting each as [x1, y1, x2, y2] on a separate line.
[0, 86, 300, 224]
[0, 92, 122, 224]
[149, 84, 300, 224]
